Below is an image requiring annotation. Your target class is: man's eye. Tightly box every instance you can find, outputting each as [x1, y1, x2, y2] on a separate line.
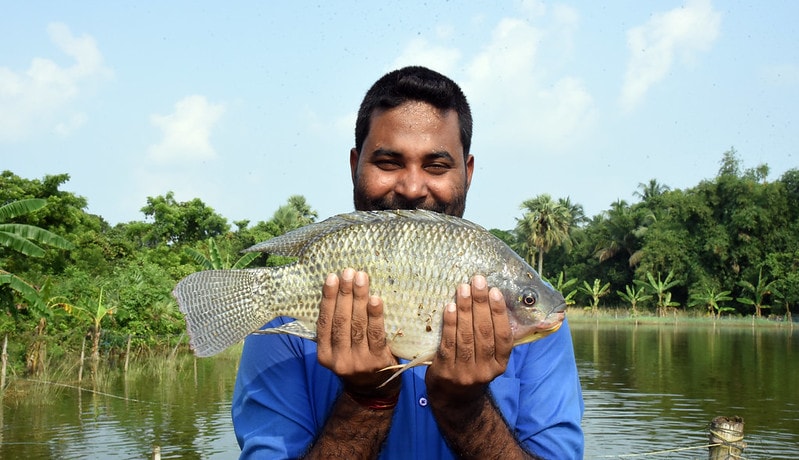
[375, 161, 401, 170]
[425, 164, 451, 174]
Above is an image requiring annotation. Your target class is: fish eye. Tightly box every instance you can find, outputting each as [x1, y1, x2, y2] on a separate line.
[520, 288, 537, 307]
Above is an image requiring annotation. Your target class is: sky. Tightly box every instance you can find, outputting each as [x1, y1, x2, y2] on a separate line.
[2, 1, 797, 231]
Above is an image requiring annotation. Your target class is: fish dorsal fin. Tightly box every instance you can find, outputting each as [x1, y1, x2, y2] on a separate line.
[242, 210, 488, 257]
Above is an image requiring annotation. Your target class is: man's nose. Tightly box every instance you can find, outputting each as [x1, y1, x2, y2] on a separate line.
[395, 168, 428, 201]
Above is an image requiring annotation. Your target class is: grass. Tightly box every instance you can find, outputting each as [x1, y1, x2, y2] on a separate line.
[566, 305, 795, 328]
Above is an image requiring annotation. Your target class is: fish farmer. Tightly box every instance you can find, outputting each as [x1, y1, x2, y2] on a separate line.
[231, 66, 584, 459]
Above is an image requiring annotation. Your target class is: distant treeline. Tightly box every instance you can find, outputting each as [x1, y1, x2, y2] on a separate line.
[1, 148, 797, 375]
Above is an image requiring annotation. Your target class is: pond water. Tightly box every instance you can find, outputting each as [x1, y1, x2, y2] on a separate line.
[1, 322, 797, 459]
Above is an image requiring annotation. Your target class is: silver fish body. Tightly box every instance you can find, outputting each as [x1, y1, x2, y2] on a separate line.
[173, 209, 566, 360]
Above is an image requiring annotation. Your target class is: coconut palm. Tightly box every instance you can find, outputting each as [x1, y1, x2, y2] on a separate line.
[515, 194, 573, 275]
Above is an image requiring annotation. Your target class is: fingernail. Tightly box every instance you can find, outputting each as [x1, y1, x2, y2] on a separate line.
[490, 287, 503, 301]
[446, 302, 457, 313]
[325, 273, 337, 285]
[354, 270, 367, 287]
[341, 268, 354, 281]
[473, 275, 486, 289]
[459, 283, 470, 297]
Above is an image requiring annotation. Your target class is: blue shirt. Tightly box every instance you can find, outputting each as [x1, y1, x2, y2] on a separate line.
[232, 317, 584, 459]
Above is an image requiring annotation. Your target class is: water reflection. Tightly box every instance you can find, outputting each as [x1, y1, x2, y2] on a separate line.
[1, 324, 797, 459]
[572, 322, 799, 459]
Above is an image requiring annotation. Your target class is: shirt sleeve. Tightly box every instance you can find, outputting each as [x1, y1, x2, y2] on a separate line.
[492, 318, 585, 459]
[231, 317, 341, 459]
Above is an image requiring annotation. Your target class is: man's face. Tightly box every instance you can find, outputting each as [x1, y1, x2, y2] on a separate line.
[350, 101, 474, 217]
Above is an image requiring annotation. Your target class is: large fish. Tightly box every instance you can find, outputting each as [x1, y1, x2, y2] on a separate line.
[173, 209, 566, 368]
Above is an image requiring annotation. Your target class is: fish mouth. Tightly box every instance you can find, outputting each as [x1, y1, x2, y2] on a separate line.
[512, 303, 567, 346]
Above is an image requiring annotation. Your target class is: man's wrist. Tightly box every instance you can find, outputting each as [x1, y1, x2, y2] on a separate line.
[344, 390, 400, 410]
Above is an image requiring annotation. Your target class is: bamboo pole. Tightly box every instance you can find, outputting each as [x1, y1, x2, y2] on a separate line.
[708, 416, 745, 460]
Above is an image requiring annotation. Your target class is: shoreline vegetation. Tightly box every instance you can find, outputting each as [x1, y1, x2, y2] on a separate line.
[2, 308, 794, 404]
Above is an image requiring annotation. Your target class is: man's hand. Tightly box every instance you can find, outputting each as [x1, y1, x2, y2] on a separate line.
[316, 268, 400, 396]
[425, 274, 513, 403]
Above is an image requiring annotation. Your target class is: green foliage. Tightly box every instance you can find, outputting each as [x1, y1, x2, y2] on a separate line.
[579, 279, 611, 314]
[515, 194, 574, 276]
[689, 287, 734, 318]
[736, 268, 778, 318]
[185, 238, 259, 270]
[616, 284, 652, 316]
[634, 270, 681, 317]
[547, 271, 579, 306]
[1, 149, 798, 364]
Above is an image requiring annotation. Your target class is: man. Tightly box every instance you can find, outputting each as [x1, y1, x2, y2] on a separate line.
[232, 66, 584, 459]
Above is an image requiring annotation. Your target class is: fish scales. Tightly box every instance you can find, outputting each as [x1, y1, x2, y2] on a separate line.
[174, 209, 567, 361]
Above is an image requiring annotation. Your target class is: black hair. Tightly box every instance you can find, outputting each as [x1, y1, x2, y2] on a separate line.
[354, 66, 472, 158]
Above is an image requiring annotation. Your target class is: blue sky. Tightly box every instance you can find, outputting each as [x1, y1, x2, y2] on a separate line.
[2, 1, 797, 231]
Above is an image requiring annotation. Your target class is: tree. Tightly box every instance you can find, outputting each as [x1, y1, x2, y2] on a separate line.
[635, 270, 680, 317]
[617, 284, 652, 317]
[579, 279, 611, 315]
[0, 198, 74, 257]
[633, 178, 671, 203]
[737, 269, 777, 318]
[689, 287, 734, 319]
[0, 198, 74, 310]
[140, 192, 229, 246]
[185, 237, 259, 270]
[515, 194, 573, 275]
[594, 200, 645, 267]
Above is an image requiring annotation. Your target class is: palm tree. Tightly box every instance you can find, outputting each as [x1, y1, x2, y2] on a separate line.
[515, 194, 573, 275]
[633, 179, 671, 203]
[594, 200, 652, 267]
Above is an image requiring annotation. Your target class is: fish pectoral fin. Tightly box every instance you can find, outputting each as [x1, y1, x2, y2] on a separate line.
[377, 351, 436, 388]
[251, 320, 317, 341]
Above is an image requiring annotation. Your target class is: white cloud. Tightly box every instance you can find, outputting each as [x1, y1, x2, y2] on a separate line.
[361, 7, 595, 153]
[620, 0, 721, 111]
[0, 23, 112, 142]
[147, 95, 226, 163]
[390, 38, 462, 75]
[463, 16, 595, 150]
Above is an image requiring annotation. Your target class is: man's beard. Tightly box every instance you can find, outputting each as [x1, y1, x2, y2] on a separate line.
[353, 179, 467, 218]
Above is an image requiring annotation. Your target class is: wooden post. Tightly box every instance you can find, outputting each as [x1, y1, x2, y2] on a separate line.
[124, 334, 132, 374]
[1, 335, 7, 391]
[152, 445, 161, 460]
[78, 336, 86, 383]
[708, 416, 745, 460]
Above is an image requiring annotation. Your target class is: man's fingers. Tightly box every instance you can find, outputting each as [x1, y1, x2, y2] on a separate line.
[316, 273, 339, 362]
[350, 270, 370, 345]
[330, 268, 355, 348]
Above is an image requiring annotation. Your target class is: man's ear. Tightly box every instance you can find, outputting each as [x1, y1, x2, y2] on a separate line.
[349, 148, 359, 185]
[464, 154, 474, 192]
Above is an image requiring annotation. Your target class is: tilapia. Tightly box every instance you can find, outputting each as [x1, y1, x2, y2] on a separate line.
[173, 209, 566, 365]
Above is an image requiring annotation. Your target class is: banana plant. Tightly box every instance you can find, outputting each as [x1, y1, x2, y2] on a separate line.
[689, 287, 733, 319]
[579, 278, 611, 315]
[737, 269, 778, 318]
[635, 270, 680, 317]
[185, 237, 259, 270]
[617, 284, 652, 317]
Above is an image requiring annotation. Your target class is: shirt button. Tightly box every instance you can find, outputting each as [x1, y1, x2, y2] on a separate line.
[418, 397, 428, 407]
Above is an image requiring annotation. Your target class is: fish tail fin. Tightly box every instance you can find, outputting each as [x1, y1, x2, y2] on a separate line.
[173, 269, 272, 357]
